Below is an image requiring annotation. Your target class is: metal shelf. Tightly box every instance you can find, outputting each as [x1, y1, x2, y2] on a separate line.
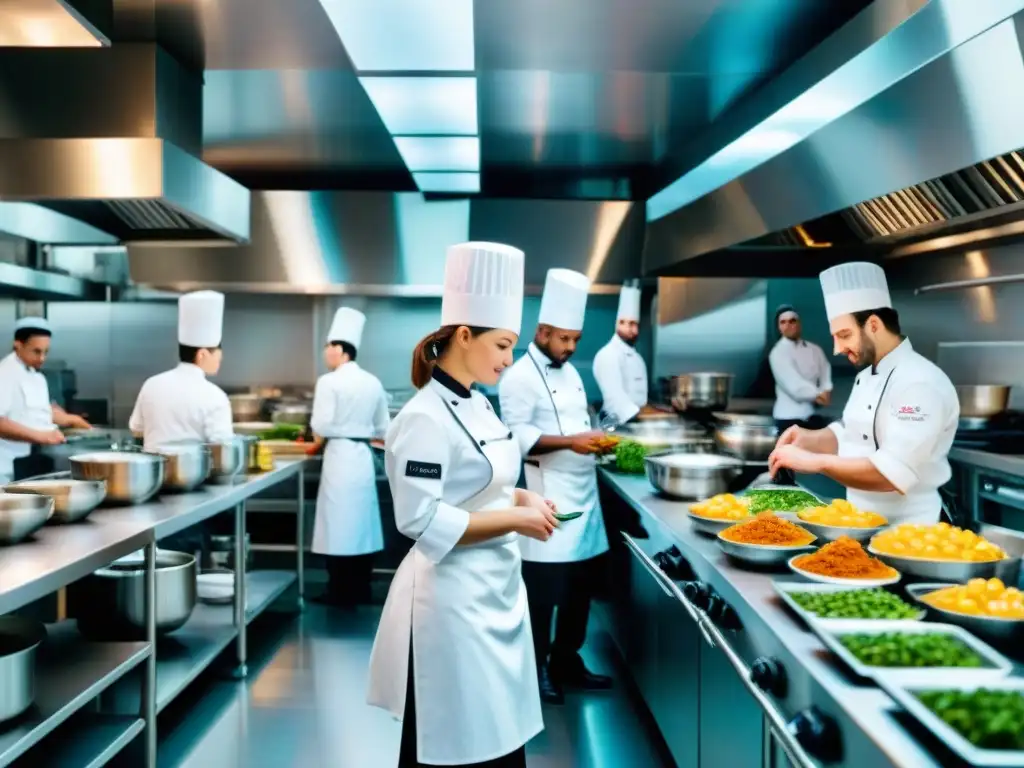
[0, 623, 149, 767]
[103, 570, 297, 714]
[11, 714, 144, 768]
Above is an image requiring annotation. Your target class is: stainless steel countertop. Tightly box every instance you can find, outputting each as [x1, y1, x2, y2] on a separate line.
[0, 459, 310, 615]
[949, 447, 1024, 478]
[599, 469, 949, 768]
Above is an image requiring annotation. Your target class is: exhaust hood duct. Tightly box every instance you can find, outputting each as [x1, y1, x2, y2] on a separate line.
[643, 0, 1024, 273]
[0, 0, 110, 48]
[0, 44, 250, 244]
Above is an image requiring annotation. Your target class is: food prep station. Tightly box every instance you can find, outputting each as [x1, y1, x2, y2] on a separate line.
[0, 455, 312, 768]
[597, 468, 1024, 768]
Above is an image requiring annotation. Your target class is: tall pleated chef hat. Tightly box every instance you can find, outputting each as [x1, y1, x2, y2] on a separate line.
[14, 316, 51, 333]
[178, 290, 225, 348]
[819, 262, 892, 321]
[538, 268, 590, 332]
[440, 242, 525, 334]
[616, 283, 642, 322]
[327, 307, 366, 349]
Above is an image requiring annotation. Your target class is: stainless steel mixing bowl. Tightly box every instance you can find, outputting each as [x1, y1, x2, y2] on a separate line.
[69, 451, 165, 505]
[0, 492, 54, 543]
[5, 474, 106, 523]
[151, 442, 212, 492]
[0, 616, 45, 723]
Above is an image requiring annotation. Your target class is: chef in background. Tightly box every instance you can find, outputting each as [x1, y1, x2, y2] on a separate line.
[130, 290, 234, 450]
[499, 268, 613, 706]
[769, 262, 960, 523]
[0, 317, 91, 482]
[310, 307, 390, 609]
[768, 304, 833, 434]
[592, 282, 653, 426]
[368, 241, 553, 768]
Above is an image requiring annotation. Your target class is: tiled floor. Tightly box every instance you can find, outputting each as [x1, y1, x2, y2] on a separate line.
[155, 602, 674, 768]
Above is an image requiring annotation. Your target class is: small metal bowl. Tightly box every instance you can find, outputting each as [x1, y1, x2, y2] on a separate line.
[907, 583, 1024, 645]
[717, 534, 816, 567]
[0, 493, 55, 544]
[795, 518, 888, 543]
[867, 544, 1020, 583]
[5, 475, 106, 524]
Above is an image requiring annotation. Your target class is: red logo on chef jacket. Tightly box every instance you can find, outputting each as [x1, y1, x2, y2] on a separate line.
[898, 406, 920, 414]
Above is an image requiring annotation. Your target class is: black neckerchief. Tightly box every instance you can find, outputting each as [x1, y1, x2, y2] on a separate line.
[432, 366, 471, 399]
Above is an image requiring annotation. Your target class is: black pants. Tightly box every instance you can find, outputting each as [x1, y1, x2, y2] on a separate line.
[399, 650, 528, 768]
[322, 554, 374, 605]
[774, 414, 829, 435]
[521, 556, 603, 668]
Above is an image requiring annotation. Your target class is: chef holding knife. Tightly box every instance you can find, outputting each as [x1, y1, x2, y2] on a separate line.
[0, 317, 91, 483]
[769, 262, 960, 524]
[310, 307, 390, 609]
[499, 268, 614, 706]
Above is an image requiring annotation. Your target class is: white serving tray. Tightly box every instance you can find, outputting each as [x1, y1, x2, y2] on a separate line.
[772, 581, 925, 627]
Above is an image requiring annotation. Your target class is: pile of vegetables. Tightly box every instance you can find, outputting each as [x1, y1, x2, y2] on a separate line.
[838, 632, 987, 669]
[788, 588, 920, 620]
[614, 440, 649, 474]
[917, 689, 1024, 750]
[743, 488, 821, 513]
[257, 423, 305, 441]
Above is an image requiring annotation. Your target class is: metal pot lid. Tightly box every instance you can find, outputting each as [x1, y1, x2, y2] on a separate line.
[649, 452, 744, 469]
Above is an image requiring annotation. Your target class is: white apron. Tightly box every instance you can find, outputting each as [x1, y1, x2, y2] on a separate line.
[312, 438, 383, 556]
[837, 368, 940, 524]
[367, 393, 543, 765]
[520, 355, 608, 563]
[0, 365, 53, 483]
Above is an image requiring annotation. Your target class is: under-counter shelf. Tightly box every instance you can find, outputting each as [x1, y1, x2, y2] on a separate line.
[0, 622, 149, 768]
[11, 713, 143, 768]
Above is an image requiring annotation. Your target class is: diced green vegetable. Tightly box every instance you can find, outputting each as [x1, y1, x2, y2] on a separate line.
[258, 423, 305, 441]
[743, 489, 821, 513]
[788, 589, 920, 620]
[614, 440, 649, 474]
[917, 689, 1024, 751]
[839, 632, 987, 669]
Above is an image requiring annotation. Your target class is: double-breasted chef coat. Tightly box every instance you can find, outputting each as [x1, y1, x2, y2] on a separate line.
[827, 339, 959, 524]
[498, 343, 608, 563]
[592, 334, 648, 425]
[768, 337, 832, 421]
[0, 352, 54, 483]
[367, 375, 543, 765]
[310, 361, 390, 556]
[129, 363, 234, 451]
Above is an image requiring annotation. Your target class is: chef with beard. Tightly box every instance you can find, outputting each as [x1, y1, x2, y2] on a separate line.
[499, 268, 613, 705]
[592, 282, 652, 426]
[769, 262, 960, 524]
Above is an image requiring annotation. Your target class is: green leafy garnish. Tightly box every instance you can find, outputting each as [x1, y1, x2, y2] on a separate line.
[918, 689, 1024, 750]
[614, 440, 649, 474]
[743, 489, 821, 513]
[839, 632, 987, 669]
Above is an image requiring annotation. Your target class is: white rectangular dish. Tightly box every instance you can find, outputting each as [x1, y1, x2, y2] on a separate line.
[772, 581, 926, 627]
[810, 618, 1014, 682]
[879, 678, 1024, 767]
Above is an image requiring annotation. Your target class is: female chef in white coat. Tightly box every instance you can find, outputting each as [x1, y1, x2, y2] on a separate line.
[769, 262, 960, 524]
[310, 307, 390, 608]
[367, 242, 559, 768]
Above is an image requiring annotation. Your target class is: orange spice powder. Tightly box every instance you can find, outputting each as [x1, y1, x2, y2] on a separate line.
[720, 513, 815, 546]
[793, 536, 896, 579]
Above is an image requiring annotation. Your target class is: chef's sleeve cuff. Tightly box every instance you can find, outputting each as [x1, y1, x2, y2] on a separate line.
[511, 424, 543, 457]
[827, 421, 844, 440]
[869, 450, 917, 495]
[620, 403, 641, 424]
[415, 501, 471, 564]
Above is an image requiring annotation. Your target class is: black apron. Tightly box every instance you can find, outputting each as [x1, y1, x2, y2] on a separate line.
[13, 447, 55, 481]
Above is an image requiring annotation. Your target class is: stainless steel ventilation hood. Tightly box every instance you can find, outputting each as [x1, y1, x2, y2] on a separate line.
[643, 0, 1024, 274]
[126, 192, 643, 296]
[0, 44, 250, 244]
[0, 0, 110, 48]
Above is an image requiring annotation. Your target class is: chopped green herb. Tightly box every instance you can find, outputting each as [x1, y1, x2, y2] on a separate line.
[917, 689, 1024, 751]
[743, 489, 821, 513]
[839, 632, 987, 669]
[788, 589, 921, 620]
[614, 440, 650, 474]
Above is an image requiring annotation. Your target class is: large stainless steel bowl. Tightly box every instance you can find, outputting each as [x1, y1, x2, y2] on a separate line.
[0, 616, 45, 723]
[717, 535, 816, 567]
[954, 385, 1011, 418]
[712, 413, 778, 462]
[615, 421, 713, 453]
[669, 373, 734, 412]
[867, 544, 1021, 582]
[206, 438, 246, 481]
[645, 452, 744, 499]
[228, 393, 264, 422]
[151, 442, 211, 492]
[5, 474, 106, 524]
[70, 451, 165, 506]
[0, 492, 54, 544]
[75, 549, 197, 640]
[271, 403, 311, 427]
[906, 583, 1024, 645]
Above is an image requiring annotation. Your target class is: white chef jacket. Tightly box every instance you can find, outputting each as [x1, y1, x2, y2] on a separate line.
[367, 374, 542, 764]
[0, 352, 54, 481]
[827, 339, 959, 523]
[769, 337, 833, 420]
[129, 363, 234, 451]
[592, 334, 648, 425]
[499, 344, 608, 563]
[310, 362, 390, 556]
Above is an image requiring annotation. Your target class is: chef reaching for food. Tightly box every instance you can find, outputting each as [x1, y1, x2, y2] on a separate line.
[768, 262, 960, 524]
[367, 242, 556, 768]
[129, 290, 234, 450]
[0, 317, 91, 483]
[499, 268, 614, 707]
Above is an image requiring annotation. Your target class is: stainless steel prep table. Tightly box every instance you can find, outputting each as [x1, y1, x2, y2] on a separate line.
[598, 468, 959, 768]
